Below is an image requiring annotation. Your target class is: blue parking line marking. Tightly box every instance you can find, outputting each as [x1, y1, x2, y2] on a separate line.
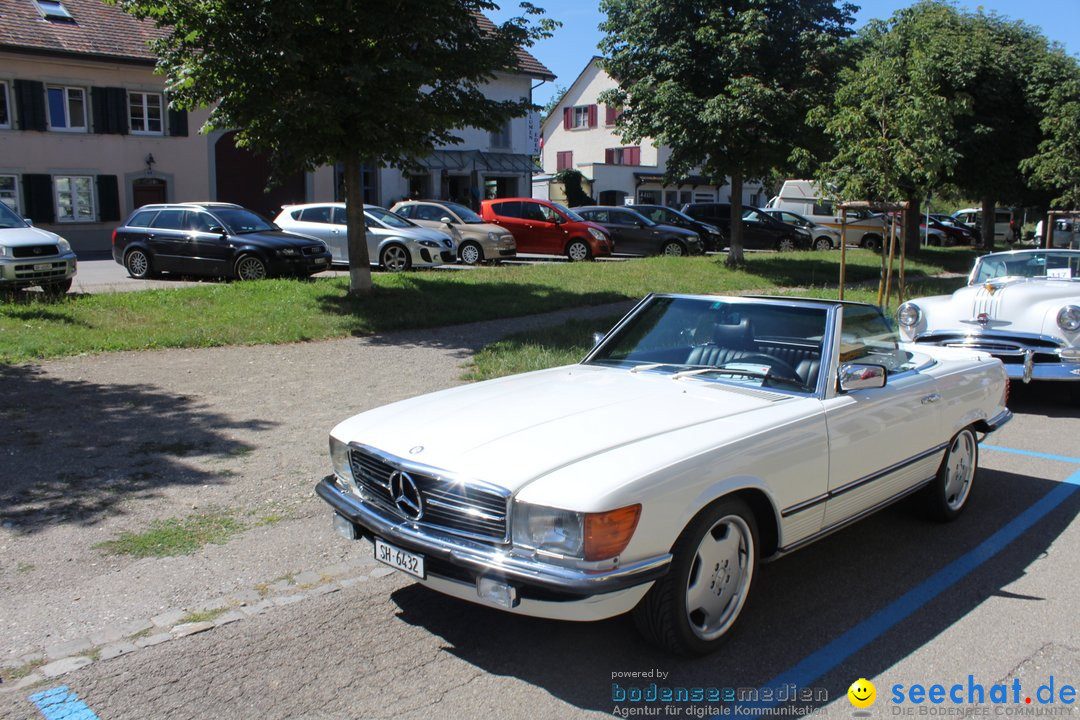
[738, 446, 1080, 712]
[29, 686, 100, 720]
[982, 444, 1080, 465]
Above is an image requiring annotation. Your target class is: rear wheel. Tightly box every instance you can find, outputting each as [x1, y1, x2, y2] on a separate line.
[922, 427, 977, 521]
[776, 236, 797, 252]
[633, 497, 758, 656]
[661, 240, 686, 257]
[863, 234, 883, 252]
[566, 239, 591, 262]
[125, 248, 152, 279]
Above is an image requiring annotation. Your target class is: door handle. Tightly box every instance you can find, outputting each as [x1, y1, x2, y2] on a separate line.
[921, 393, 941, 404]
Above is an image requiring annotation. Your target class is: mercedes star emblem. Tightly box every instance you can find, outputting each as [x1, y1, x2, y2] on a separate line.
[389, 470, 423, 521]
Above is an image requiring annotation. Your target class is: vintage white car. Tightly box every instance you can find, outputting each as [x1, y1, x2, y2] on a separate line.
[318, 295, 1010, 655]
[897, 249, 1080, 384]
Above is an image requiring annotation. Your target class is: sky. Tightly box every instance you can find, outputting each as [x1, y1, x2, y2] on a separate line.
[489, 1, 1080, 107]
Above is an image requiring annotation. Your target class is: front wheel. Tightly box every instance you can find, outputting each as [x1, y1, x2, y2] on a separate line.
[922, 427, 977, 521]
[661, 240, 686, 257]
[234, 254, 268, 281]
[863, 234, 883, 252]
[633, 498, 758, 656]
[813, 236, 833, 251]
[380, 243, 411, 272]
[459, 241, 483, 266]
[566, 239, 591, 262]
[42, 278, 73, 297]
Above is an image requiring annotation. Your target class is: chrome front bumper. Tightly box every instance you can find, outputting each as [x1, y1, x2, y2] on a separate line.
[315, 475, 671, 597]
[912, 332, 1080, 382]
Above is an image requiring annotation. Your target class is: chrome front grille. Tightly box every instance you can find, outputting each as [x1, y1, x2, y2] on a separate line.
[348, 447, 509, 543]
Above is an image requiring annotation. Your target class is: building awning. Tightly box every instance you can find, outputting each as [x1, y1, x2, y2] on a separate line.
[634, 173, 715, 187]
[415, 150, 540, 174]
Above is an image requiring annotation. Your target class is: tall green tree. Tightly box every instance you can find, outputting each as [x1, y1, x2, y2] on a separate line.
[1020, 45, 1080, 210]
[111, 0, 554, 295]
[599, 0, 855, 267]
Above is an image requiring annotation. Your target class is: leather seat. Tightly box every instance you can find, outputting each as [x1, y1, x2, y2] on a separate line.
[686, 319, 758, 366]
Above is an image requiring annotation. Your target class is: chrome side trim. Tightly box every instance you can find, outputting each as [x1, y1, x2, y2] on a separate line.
[780, 443, 946, 518]
[316, 476, 672, 596]
[775, 478, 935, 556]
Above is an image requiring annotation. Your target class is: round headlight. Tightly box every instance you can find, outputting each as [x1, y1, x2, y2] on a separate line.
[487, 231, 497, 243]
[897, 302, 921, 327]
[1057, 305, 1080, 332]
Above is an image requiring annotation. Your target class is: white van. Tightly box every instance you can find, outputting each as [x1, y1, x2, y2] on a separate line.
[951, 208, 1012, 242]
[767, 180, 891, 250]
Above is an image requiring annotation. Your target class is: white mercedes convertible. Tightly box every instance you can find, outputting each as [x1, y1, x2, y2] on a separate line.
[318, 295, 1010, 655]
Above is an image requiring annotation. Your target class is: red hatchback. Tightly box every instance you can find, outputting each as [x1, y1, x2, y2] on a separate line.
[480, 198, 612, 261]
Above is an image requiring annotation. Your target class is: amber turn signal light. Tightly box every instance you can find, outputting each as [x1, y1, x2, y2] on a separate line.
[584, 504, 642, 561]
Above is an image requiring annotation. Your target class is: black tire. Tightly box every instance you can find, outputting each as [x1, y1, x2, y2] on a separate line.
[234, 254, 268, 281]
[661, 240, 686, 257]
[566, 239, 591, 262]
[459, 241, 484, 266]
[922, 427, 977, 521]
[813, 236, 833, 251]
[776, 236, 797, 252]
[379, 243, 412, 272]
[633, 497, 758, 656]
[42, 278, 73, 297]
[124, 248, 152, 279]
[863, 234, 883, 252]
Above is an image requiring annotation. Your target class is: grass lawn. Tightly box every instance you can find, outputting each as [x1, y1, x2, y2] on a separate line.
[0, 247, 975, 364]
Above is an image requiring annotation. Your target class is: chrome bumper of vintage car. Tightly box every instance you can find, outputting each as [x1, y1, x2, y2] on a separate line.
[316, 475, 671, 597]
[913, 331, 1080, 382]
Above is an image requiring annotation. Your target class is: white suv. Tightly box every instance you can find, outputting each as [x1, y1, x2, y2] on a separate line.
[0, 202, 77, 296]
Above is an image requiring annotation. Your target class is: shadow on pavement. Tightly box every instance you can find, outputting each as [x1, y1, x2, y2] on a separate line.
[0, 364, 277, 533]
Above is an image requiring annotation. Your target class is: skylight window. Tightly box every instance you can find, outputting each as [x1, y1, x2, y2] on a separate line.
[33, 0, 75, 22]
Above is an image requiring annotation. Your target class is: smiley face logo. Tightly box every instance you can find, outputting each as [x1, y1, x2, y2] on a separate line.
[848, 678, 877, 709]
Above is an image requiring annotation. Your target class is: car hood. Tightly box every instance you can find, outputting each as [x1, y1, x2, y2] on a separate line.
[654, 224, 701, 240]
[458, 222, 512, 239]
[916, 278, 1080, 336]
[0, 225, 63, 246]
[331, 364, 798, 494]
[232, 230, 324, 248]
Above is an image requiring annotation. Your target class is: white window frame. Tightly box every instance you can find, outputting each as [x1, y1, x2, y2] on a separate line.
[128, 91, 164, 135]
[0, 174, 20, 212]
[0, 81, 11, 130]
[46, 85, 87, 132]
[54, 175, 95, 222]
[572, 105, 590, 129]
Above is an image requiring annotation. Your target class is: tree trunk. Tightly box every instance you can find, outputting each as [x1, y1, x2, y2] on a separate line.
[344, 157, 373, 295]
[980, 195, 995, 251]
[904, 193, 921, 256]
[726, 173, 745, 268]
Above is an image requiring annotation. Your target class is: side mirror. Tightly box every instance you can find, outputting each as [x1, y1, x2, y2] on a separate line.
[838, 363, 887, 392]
[440, 217, 454, 225]
[23, 218, 34, 226]
[207, 225, 226, 235]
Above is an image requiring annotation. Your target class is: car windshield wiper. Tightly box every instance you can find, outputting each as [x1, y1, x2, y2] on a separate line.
[671, 366, 808, 391]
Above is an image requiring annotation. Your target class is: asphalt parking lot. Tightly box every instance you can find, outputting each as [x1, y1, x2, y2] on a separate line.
[1, 358, 1076, 720]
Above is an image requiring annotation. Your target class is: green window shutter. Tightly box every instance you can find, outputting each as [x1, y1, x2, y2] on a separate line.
[97, 175, 121, 222]
[23, 174, 55, 223]
[168, 106, 188, 137]
[90, 87, 129, 134]
[14, 80, 47, 131]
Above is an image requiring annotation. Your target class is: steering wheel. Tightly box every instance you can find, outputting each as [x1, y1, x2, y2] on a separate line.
[721, 353, 802, 383]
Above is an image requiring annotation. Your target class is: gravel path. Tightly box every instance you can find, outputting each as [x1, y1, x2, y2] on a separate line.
[0, 300, 634, 667]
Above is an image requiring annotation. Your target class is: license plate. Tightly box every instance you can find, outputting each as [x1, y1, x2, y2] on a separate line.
[34, 263, 51, 271]
[374, 537, 425, 579]
[314, 257, 328, 264]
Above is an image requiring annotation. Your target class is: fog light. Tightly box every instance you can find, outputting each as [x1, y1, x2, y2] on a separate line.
[476, 576, 518, 608]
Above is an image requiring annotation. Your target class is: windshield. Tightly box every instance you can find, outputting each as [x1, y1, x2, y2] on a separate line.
[440, 202, 484, 224]
[366, 206, 415, 229]
[971, 251, 1080, 283]
[586, 296, 828, 393]
[0, 202, 28, 229]
[212, 208, 276, 234]
[551, 202, 584, 222]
